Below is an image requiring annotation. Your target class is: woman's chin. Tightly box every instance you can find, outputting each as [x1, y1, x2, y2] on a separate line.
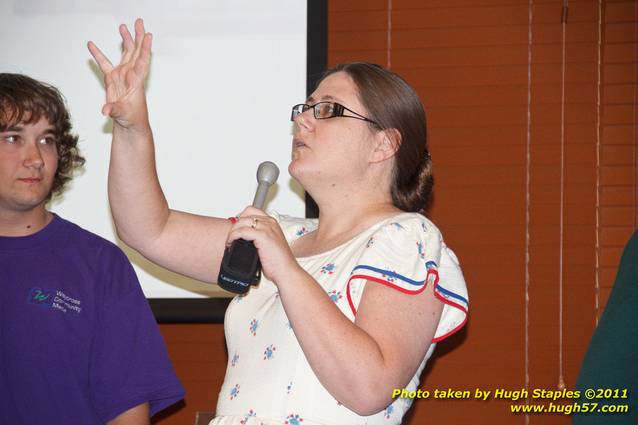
[288, 159, 303, 180]
[288, 160, 314, 187]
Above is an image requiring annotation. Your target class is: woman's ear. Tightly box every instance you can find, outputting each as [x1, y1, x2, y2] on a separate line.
[371, 128, 401, 163]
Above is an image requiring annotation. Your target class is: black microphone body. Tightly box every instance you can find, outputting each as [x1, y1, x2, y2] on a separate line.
[217, 161, 279, 294]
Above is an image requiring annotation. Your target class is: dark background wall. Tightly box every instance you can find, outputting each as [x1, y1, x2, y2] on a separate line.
[154, 1, 637, 424]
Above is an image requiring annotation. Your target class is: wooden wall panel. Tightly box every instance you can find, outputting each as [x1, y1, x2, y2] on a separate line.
[599, 0, 637, 316]
[153, 324, 227, 425]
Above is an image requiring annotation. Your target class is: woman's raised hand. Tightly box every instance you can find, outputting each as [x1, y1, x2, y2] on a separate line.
[88, 18, 152, 130]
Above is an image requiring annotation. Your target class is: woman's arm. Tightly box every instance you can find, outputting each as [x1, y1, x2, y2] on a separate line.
[280, 268, 442, 415]
[88, 19, 231, 282]
[106, 402, 150, 425]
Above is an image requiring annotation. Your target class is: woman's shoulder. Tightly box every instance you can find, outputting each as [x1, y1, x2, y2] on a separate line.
[268, 211, 318, 242]
[375, 212, 443, 238]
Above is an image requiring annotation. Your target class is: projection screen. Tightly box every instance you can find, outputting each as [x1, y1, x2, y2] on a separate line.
[0, 0, 308, 300]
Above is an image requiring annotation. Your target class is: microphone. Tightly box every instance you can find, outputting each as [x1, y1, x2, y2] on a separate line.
[252, 161, 280, 209]
[217, 161, 280, 294]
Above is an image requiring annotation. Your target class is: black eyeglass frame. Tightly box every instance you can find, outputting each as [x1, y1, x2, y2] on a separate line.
[290, 102, 379, 127]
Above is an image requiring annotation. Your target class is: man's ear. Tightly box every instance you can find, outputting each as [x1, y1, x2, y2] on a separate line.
[371, 128, 401, 163]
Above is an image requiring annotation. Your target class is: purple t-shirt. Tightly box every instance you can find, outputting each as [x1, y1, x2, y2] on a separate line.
[0, 214, 185, 424]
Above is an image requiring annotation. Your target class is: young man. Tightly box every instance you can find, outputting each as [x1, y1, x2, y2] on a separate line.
[0, 73, 185, 424]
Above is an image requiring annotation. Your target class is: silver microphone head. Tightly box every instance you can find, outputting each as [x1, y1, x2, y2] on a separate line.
[256, 161, 280, 186]
[252, 161, 280, 209]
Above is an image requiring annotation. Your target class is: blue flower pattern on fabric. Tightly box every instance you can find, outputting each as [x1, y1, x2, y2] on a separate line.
[249, 319, 259, 336]
[416, 241, 426, 260]
[320, 263, 336, 275]
[390, 222, 405, 231]
[239, 409, 256, 424]
[230, 384, 240, 400]
[285, 414, 304, 424]
[296, 226, 308, 237]
[425, 260, 439, 285]
[381, 270, 397, 283]
[231, 352, 239, 367]
[263, 344, 276, 360]
[365, 236, 375, 248]
[328, 289, 342, 303]
[384, 404, 394, 419]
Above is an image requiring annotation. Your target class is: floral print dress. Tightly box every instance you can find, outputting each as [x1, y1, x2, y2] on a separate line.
[210, 212, 468, 425]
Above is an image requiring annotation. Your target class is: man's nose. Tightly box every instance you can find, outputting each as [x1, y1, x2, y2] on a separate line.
[23, 142, 45, 169]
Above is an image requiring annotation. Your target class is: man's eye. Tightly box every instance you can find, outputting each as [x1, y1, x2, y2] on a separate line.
[40, 136, 57, 146]
[2, 135, 18, 144]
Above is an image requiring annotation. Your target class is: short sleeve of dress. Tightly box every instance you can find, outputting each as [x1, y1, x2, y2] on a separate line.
[90, 246, 185, 422]
[346, 214, 469, 342]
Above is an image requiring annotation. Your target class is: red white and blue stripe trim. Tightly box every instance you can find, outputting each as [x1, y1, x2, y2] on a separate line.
[346, 263, 468, 343]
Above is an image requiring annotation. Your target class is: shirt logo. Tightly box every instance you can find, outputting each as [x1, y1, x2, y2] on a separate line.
[28, 288, 53, 306]
[27, 287, 82, 315]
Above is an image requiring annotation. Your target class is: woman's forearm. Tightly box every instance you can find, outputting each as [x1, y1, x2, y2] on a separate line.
[109, 124, 169, 253]
[276, 266, 438, 415]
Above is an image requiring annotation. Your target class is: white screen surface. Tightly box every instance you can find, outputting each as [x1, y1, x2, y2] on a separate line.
[0, 0, 307, 298]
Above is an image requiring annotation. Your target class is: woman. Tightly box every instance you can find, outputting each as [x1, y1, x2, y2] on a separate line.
[88, 19, 468, 425]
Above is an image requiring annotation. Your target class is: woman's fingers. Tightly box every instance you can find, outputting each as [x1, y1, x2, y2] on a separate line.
[226, 214, 272, 245]
[133, 33, 153, 78]
[225, 213, 296, 283]
[87, 41, 114, 73]
[230, 215, 264, 232]
[120, 19, 152, 83]
[131, 18, 146, 62]
[87, 19, 153, 128]
[90, 19, 147, 77]
[119, 24, 136, 64]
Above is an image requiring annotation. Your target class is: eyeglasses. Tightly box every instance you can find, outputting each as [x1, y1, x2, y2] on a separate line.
[290, 102, 379, 126]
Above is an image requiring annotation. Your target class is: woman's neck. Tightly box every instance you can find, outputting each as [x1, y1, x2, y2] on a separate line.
[295, 163, 401, 254]
[316, 202, 399, 241]
[293, 188, 401, 257]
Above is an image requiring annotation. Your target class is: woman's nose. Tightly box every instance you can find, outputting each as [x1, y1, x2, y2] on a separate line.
[293, 108, 314, 133]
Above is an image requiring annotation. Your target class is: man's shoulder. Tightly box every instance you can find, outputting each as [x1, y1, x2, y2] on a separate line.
[55, 215, 127, 260]
[56, 216, 140, 294]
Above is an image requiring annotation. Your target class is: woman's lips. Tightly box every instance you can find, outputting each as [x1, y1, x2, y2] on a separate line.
[293, 139, 307, 149]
